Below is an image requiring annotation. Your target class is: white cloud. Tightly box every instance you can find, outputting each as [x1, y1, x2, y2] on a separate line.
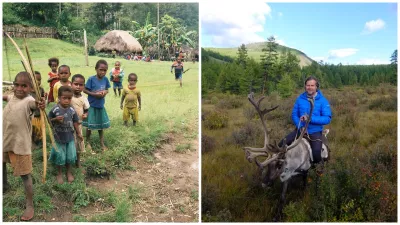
[356, 58, 390, 65]
[278, 12, 283, 17]
[201, 1, 271, 47]
[362, 19, 385, 34]
[328, 48, 358, 59]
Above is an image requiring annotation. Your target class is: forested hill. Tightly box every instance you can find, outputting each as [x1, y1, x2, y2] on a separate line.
[204, 42, 315, 67]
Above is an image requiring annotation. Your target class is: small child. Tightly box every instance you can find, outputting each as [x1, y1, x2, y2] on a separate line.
[83, 59, 111, 151]
[53, 65, 72, 103]
[71, 74, 90, 167]
[171, 58, 184, 87]
[109, 61, 124, 97]
[47, 57, 59, 103]
[120, 73, 141, 126]
[3, 71, 45, 221]
[48, 86, 83, 184]
[31, 71, 47, 148]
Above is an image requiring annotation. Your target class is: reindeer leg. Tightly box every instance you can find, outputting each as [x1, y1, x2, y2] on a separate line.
[302, 170, 308, 190]
[274, 180, 289, 222]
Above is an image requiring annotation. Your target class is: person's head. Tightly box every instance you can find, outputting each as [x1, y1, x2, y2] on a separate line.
[58, 65, 71, 82]
[71, 74, 85, 95]
[128, 73, 138, 86]
[304, 76, 319, 96]
[34, 71, 41, 86]
[177, 58, 181, 63]
[13, 72, 33, 99]
[114, 61, 121, 70]
[48, 57, 59, 72]
[95, 59, 108, 78]
[58, 85, 73, 108]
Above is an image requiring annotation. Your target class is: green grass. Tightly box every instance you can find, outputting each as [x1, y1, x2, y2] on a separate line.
[2, 38, 198, 222]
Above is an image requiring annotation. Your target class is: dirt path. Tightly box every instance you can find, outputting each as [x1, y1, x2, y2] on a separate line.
[40, 135, 199, 222]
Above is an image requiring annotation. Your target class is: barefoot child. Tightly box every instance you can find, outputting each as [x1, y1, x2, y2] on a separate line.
[109, 61, 124, 97]
[120, 73, 141, 126]
[31, 71, 47, 148]
[48, 86, 83, 184]
[47, 57, 59, 103]
[171, 58, 184, 87]
[53, 65, 72, 103]
[3, 72, 45, 221]
[71, 74, 90, 167]
[83, 59, 111, 151]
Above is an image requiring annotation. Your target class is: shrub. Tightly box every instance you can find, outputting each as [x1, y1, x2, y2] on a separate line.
[203, 111, 229, 129]
[229, 122, 263, 146]
[242, 105, 257, 120]
[368, 96, 397, 111]
[216, 96, 243, 109]
[202, 135, 216, 153]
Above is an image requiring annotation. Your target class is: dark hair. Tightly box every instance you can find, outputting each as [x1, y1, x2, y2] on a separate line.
[128, 73, 138, 80]
[14, 72, 33, 87]
[95, 59, 108, 69]
[34, 71, 41, 76]
[58, 85, 73, 98]
[58, 65, 71, 73]
[71, 74, 85, 83]
[48, 57, 59, 67]
[304, 76, 320, 89]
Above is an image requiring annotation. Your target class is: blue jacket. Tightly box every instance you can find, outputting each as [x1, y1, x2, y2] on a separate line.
[292, 90, 332, 134]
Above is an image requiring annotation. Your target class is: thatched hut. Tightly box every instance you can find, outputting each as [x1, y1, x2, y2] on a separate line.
[94, 30, 143, 54]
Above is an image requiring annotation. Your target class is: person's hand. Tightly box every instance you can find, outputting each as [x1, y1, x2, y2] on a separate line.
[120, 104, 123, 110]
[55, 115, 64, 123]
[76, 133, 83, 141]
[300, 115, 309, 122]
[37, 97, 46, 110]
[82, 113, 88, 120]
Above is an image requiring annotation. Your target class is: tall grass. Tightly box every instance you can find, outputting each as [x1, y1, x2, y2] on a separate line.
[202, 86, 397, 222]
[2, 38, 199, 221]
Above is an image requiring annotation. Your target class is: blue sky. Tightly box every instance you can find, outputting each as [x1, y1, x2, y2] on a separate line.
[201, 2, 398, 65]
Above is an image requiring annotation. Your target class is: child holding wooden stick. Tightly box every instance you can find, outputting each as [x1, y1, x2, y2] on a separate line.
[3, 72, 45, 221]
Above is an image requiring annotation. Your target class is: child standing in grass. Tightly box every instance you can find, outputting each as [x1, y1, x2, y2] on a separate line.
[120, 73, 141, 126]
[31, 71, 47, 148]
[83, 59, 111, 151]
[109, 61, 124, 97]
[71, 74, 90, 167]
[48, 86, 83, 184]
[3, 72, 45, 221]
[47, 57, 59, 103]
[53, 65, 72, 103]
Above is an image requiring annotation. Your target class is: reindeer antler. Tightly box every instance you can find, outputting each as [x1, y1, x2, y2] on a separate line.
[243, 93, 279, 168]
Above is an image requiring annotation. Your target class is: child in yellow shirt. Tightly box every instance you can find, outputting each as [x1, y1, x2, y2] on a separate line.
[120, 73, 141, 126]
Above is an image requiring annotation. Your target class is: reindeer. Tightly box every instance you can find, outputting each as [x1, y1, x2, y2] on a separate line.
[243, 93, 329, 221]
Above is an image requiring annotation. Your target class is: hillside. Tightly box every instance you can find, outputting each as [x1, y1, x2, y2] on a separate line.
[205, 42, 315, 67]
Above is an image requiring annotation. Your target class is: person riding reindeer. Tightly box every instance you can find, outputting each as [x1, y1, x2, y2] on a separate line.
[280, 76, 332, 173]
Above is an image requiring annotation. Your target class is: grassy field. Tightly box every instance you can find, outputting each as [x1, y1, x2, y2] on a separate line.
[2, 38, 199, 221]
[201, 85, 397, 222]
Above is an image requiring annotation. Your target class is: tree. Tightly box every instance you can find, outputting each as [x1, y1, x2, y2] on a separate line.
[260, 36, 278, 94]
[236, 44, 248, 68]
[390, 49, 397, 65]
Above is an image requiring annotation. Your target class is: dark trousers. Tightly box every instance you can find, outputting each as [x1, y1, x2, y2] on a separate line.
[279, 129, 323, 163]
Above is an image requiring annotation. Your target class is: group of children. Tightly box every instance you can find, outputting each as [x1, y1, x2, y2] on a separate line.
[3, 58, 141, 221]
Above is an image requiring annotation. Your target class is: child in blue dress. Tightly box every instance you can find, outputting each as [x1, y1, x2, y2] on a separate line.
[83, 59, 111, 151]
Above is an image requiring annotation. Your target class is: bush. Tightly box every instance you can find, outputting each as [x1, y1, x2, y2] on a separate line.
[229, 122, 263, 146]
[368, 96, 397, 111]
[202, 135, 216, 153]
[88, 46, 96, 56]
[203, 111, 229, 130]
